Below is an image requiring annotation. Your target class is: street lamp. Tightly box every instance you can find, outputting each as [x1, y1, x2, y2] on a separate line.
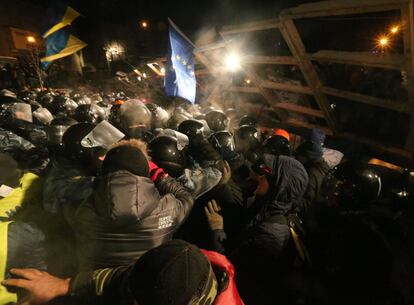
[27, 36, 36, 43]
[141, 21, 148, 29]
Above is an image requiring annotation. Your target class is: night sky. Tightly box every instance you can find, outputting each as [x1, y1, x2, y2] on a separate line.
[26, 0, 316, 68]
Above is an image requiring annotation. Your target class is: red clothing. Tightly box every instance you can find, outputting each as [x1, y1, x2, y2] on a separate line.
[201, 249, 244, 305]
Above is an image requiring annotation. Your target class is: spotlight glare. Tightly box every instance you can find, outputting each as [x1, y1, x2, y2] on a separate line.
[390, 25, 400, 34]
[27, 36, 36, 43]
[225, 53, 241, 71]
[141, 21, 148, 29]
[378, 36, 389, 48]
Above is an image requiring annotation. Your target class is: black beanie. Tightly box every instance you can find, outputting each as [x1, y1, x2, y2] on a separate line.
[102, 145, 149, 177]
[129, 240, 217, 305]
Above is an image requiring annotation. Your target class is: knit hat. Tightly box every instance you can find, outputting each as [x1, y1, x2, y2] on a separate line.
[129, 240, 218, 305]
[102, 145, 149, 177]
[296, 128, 326, 160]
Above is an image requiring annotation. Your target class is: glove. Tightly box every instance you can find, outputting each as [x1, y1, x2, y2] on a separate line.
[204, 200, 224, 231]
[148, 161, 168, 182]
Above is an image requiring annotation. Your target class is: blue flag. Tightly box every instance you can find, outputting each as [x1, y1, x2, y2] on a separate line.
[41, 29, 87, 70]
[165, 20, 196, 104]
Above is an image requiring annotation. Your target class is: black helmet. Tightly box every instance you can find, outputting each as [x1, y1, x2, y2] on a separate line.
[168, 109, 193, 130]
[72, 104, 106, 124]
[47, 95, 78, 115]
[62, 123, 97, 161]
[48, 117, 78, 146]
[32, 107, 54, 125]
[205, 111, 228, 132]
[118, 100, 152, 139]
[146, 103, 170, 129]
[148, 136, 187, 178]
[208, 131, 237, 161]
[239, 115, 257, 127]
[235, 125, 261, 153]
[36, 92, 54, 108]
[320, 162, 382, 210]
[178, 119, 205, 139]
[263, 135, 291, 156]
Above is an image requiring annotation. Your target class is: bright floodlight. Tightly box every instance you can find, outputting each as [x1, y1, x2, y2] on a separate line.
[27, 36, 36, 43]
[160, 67, 166, 75]
[141, 21, 148, 29]
[225, 53, 241, 71]
[378, 36, 389, 47]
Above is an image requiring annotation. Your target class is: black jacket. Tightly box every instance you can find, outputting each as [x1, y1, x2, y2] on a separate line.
[72, 170, 193, 270]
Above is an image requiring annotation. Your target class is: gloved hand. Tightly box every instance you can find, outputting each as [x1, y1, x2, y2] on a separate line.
[148, 160, 168, 182]
[204, 200, 224, 231]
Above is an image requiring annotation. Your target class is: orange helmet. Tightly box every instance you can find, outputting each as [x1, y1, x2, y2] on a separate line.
[273, 128, 290, 141]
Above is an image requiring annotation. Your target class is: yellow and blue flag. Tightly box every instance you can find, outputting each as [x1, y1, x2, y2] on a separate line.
[42, 2, 80, 38]
[40, 29, 87, 69]
[165, 19, 196, 104]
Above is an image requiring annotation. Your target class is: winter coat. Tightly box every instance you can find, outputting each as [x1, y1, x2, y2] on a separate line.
[43, 158, 95, 214]
[72, 170, 194, 270]
[299, 157, 330, 212]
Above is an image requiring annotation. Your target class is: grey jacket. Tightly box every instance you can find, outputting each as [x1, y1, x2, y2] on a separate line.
[73, 170, 193, 270]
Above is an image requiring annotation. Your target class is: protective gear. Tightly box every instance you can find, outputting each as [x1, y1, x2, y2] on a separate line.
[36, 91, 54, 108]
[263, 135, 291, 156]
[47, 117, 78, 147]
[32, 107, 53, 125]
[72, 104, 106, 124]
[234, 125, 261, 153]
[148, 136, 187, 178]
[273, 128, 290, 141]
[146, 103, 170, 129]
[46, 96, 78, 115]
[205, 111, 228, 132]
[178, 119, 205, 139]
[168, 109, 193, 130]
[208, 131, 237, 161]
[118, 100, 151, 139]
[61, 123, 98, 163]
[320, 162, 382, 210]
[0, 102, 33, 123]
[239, 115, 256, 127]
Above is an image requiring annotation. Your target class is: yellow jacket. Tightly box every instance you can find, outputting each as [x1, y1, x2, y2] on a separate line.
[0, 173, 43, 219]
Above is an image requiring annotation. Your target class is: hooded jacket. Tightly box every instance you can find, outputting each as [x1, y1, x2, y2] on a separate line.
[73, 170, 193, 270]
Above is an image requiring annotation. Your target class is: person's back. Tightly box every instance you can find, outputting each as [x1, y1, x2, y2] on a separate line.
[73, 140, 194, 269]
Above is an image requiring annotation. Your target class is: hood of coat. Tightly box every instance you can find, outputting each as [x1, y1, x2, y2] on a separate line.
[92, 170, 161, 225]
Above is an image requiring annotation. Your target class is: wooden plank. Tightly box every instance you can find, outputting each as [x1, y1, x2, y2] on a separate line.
[220, 18, 279, 35]
[243, 55, 298, 65]
[308, 50, 405, 70]
[260, 79, 313, 95]
[228, 86, 261, 94]
[282, 0, 407, 19]
[279, 17, 340, 133]
[286, 118, 333, 135]
[228, 87, 324, 117]
[272, 102, 325, 118]
[340, 132, 413, 159]
[322, 86, 410, 113]
[242, 67, 289, 120]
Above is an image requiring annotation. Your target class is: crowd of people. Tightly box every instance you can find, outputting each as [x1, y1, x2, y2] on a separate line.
[0, 87, 413, 305]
